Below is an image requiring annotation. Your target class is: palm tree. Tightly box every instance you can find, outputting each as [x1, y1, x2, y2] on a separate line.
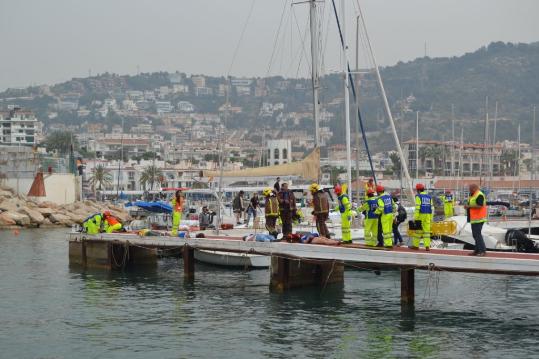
[389, 151, 401, 176]
[139, 165, 163, 191]
[89, 165, 112, 191]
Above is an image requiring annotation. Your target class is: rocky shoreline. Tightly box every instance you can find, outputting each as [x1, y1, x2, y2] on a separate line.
[0, 187, 131, 229]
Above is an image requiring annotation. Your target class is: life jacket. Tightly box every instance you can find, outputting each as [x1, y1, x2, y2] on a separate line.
[171, 197, 183, 213]
[469, 190, 487, 224]
[379, 193, 393, 214]
[265, 196, 279, 216]
[416, 192, 432, 214]
[104, 215, 120, 226]
[366, 198, 378, 219]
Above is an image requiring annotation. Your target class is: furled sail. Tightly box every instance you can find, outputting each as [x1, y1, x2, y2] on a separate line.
[203, 147, 319, 180]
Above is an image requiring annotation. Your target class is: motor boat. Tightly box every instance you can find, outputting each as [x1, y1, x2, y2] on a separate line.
[442, 215, 539, 252]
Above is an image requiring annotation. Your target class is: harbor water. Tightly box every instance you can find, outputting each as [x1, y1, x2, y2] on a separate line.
[1, 229, 538, 358]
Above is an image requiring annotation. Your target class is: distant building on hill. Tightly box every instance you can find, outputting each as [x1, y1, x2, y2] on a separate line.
[266, 139, 292, 166]
[0, 107, 42, 146]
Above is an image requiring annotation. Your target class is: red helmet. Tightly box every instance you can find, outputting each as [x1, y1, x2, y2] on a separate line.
[334, 184, 342, 195]
[416, 183, 425, 191]
[445, 190, 452, 194]
[376, 184, 384, 193]
[103, 210, 111, 217]
[367, 189, 375, 196]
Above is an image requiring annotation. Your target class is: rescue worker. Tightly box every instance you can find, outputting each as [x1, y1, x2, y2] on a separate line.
[171, 189, 184, 235]
[374, 184, 395, 248]
[441, 190, 455, 218]
[277, 183, 296, 236]
[82, 213, 102, 234]
[310, 183, 330, 238]
[232, 190, 245, 225]
[264, 188, 279, 238]
[334, 184, 353, 244]
[357, 189, 378, 246]
[199, 206, 214, 230]
[411, 183, 433, 251]
[364, 178, 375, 199]
[465, 183, 488, 256]
[102, 210, 123, 233]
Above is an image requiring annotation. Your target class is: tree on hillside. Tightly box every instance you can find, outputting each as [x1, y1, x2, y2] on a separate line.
[88, 165, 112, 193]
[44, 131, 78, 154]
[389, 152, 401, 176]
[139, 165, 163, 191]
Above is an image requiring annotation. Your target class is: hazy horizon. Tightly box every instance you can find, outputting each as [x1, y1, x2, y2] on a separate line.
[1, 0, 538, 91]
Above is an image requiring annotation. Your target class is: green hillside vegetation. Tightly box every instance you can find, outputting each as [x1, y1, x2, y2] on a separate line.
[1, 41, 538, 152]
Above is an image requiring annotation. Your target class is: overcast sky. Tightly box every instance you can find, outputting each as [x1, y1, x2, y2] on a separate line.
[1, 0, 538, 90]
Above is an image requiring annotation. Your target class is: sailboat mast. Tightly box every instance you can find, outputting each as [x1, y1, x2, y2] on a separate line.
[340, 0, 352, 197]
[416, 111, 419, 181]
[451, 104, 455, 177]
[309, 0, 321, 149]
[356, 5, 414, 199]
[215, 80, 230, 234]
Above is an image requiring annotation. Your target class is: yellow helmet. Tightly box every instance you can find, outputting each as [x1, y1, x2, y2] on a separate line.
[309, 183, 320, 193]
[263, 188, 273, 197]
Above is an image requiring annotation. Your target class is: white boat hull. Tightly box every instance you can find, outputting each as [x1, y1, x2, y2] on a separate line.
[194, 249, 270, 268]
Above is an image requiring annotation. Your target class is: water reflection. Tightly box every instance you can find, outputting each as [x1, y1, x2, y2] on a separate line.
[1, 230, 539, 359]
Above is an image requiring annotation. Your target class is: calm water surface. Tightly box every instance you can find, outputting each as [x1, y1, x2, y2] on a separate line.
[0, 229, 538, 358]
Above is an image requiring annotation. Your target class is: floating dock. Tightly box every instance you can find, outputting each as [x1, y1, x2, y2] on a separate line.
[68, 232, 539, 307]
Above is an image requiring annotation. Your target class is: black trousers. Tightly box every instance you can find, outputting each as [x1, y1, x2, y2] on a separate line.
[471, 222, 486, 252]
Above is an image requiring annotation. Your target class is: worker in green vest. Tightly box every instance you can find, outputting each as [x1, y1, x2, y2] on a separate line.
[82, 213, 102, 234]
[374, 184, 395, 248]
[440, 190, 455, 218]
[334, 184, 353, 244]
[357, 188, 378, 246]
[411, 183, 434, 251]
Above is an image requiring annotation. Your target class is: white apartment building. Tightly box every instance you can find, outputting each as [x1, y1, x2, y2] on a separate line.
[0, 108, 42, 146]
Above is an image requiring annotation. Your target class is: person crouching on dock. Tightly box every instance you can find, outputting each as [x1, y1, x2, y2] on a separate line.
[103, 211, 123, 233]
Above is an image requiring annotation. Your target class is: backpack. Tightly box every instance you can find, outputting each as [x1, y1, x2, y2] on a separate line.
[397, 204, 407, 223]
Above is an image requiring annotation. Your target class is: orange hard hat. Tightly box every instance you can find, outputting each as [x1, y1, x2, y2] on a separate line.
[334, 184, 342, 195]
[376, 184, 384, 193]
[367, 189, 375, 195]
[416, 183, 425, 191]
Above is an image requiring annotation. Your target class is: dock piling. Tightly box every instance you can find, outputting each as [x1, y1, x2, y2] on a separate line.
[270, 256, 344, 292]
[400, 268, 415, 306]
[183, 245, 195, 281]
